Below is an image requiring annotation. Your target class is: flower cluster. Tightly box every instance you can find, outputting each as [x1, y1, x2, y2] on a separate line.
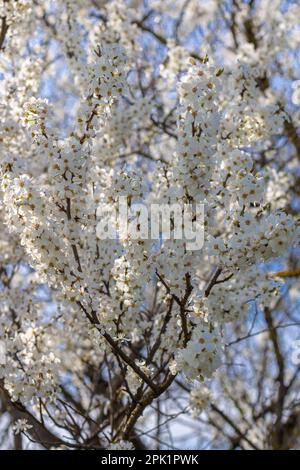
[170, 322, 223, 381]
[0, 0, 299, 449]
[107, 440, 135, 450]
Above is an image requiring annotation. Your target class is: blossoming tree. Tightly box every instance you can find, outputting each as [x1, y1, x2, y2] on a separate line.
[0, 0, 300, 450]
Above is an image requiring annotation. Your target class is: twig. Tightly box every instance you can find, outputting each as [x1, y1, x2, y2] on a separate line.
[204, 267, 222, 297]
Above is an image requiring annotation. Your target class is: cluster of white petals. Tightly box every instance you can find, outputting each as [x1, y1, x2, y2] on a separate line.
[0, 0, 299, 450]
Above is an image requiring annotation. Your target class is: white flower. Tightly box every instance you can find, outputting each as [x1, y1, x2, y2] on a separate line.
[189, 384, 211, 417]
[292, 81, 300, 105]
[12, 419, 33, 435]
